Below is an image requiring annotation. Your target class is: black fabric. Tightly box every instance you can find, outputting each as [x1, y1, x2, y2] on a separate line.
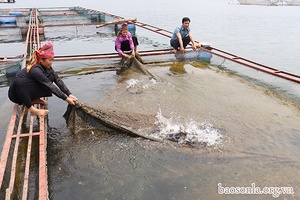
[170, 36, 191, 50]
[8, 63, 71, 108]
[120, 40, 131, 52]
[132, 36, 139, 46]
[115, 36, 139, 52]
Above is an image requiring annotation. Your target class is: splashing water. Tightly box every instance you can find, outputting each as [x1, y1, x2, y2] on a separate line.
[126, 78, 157, 89]
[126, 79, 140, 88]
[154, 109, 223, 146]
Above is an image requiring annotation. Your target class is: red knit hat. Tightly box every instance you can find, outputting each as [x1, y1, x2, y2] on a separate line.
[26, 42, 54, 72]
[37, 42, 54, 59]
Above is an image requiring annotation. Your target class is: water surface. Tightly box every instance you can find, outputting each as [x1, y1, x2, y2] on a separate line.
[1, 0, 300, 199]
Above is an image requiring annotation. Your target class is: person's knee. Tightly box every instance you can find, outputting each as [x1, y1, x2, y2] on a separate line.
[182, 36, 191, 48]
[171, 39, 179, 49]
[183, 36, 191, 43]
[132, 36, 139, 46]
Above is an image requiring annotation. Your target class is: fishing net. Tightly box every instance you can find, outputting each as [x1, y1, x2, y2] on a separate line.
[117, 56, 155, 78]
[63, 57, 164, 141]
[64, 102, 163, 142]
[63, 57, 227, 147]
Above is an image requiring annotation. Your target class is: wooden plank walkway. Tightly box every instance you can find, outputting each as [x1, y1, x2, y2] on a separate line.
[0, 8, 49, 200]
[0, 105, 48, 199]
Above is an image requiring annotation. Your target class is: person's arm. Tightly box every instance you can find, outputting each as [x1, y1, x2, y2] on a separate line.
[115, 37, 124, 56]
[115, 37, 131, 58]
[176, 32, 185, 54]
[188, 32, 197, 51]
[65, 96, 77, 105]
[52, 70, 78, 105]
[52, 72, 71, 95]
[30, 66, 68, 100]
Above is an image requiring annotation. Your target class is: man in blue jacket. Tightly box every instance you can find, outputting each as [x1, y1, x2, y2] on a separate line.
[170, 17, 197, 54]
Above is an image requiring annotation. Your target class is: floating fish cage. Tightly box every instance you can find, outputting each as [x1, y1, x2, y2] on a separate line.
[0, 10, 27, 27]
[0, 6, 215, 77]
[9, 11, 23, 17]
[0, 59, 22, 77]
[90, 13, 105, 22]
[0, 17, 16, 26]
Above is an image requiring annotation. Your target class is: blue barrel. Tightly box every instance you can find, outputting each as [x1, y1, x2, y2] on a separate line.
[91, 14, 105, 22]
[175, 50, 212, 62]
[69, 7, 77, 11]
[99, 14, 105, 21]
[0, 17, 16, 24]
[91, 14, 98, 20]
[198, 51, 212, 61]
[114, 24, 136, 36]
[0, 23, 16, 27]
[9, 11, 23, 17]
[77, 10, 88, 14]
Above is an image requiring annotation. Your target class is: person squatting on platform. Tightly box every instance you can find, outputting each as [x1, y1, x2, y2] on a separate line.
[170, 17, 198, 54]
[8, 42, 78, 116]
[115, 23, 139, 59]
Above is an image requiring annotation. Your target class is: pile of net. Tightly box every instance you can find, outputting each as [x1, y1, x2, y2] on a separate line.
[64, 57, 162, 141]
[117, 56, 156, 79]
[64, 102, 164, 142]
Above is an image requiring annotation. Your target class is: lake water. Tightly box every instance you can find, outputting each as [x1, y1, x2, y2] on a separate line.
[1, 0, 300, 199]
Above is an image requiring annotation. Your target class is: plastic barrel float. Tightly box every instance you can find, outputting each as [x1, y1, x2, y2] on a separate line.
[0, 16, 16, 26]
[9, 11, 23, 17]
[90, 14, 105, 22]
[0, 58, 22, 77]
[77, 9, 88, 14]
[114, 23, 136, 36]
[175, 43, 213, 62]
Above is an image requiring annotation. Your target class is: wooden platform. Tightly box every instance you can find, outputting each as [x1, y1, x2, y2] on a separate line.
[0, 104, 48, 199]
[0, 8, 48, 200]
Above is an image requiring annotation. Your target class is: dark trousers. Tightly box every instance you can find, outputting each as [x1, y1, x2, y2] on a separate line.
[8, 78, 52, 108]
[170, 36, 191, 49]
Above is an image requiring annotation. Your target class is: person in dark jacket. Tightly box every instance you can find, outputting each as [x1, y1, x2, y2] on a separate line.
[8, 42, 77, 116]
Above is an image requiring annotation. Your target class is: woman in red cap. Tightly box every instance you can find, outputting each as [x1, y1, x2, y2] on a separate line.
[8, 42, 77, 116]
